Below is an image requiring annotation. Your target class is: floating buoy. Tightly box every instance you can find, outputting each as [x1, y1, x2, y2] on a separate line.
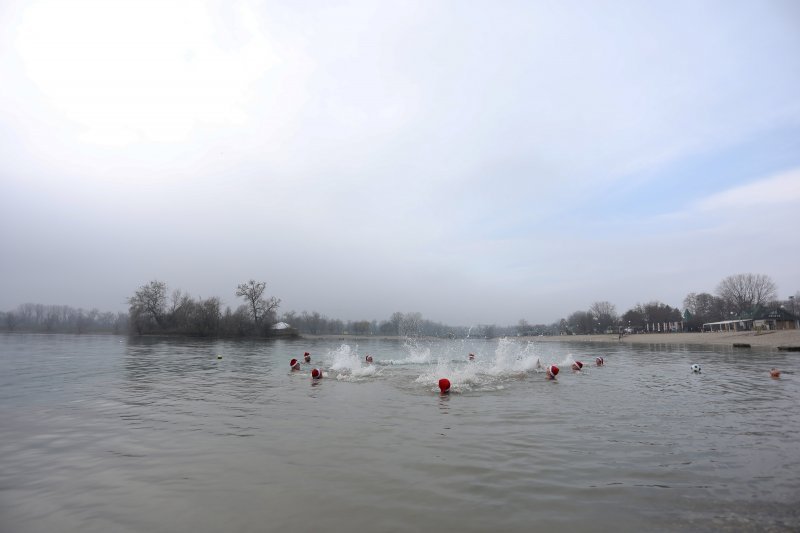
[691, 364, 701, 373]
[438, 378, 451, 394]
[290, 359, 300, 371]
[468, 353, 475, 361]
[596, 357, 604, 366]
[572, 361, 583, 371]
[311, 368, 322, 379]
[770, 368, 780, 378]
[304, 352, 311, 363]
[365, 354, 373, 363]
[547, 365, 559, 379]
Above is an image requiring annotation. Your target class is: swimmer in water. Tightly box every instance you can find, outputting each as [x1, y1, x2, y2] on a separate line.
[438, 378, 451, 394]
[572, 361, 583, 371]
[365, 354, 373, 364]
[290, 359, 301, 371]
[468, 353, 475, 361]
[303, 352, 311, 363]
[311, 368, 322, 379]
[546, 365, 559, 380]
[770, 368, 780, 378]
[596, 357, 604, 366]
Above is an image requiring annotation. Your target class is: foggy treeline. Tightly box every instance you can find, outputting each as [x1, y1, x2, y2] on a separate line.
[0, 303, 128, 334]
[1, 273, 796, 338]
[557, 273, 797, 335]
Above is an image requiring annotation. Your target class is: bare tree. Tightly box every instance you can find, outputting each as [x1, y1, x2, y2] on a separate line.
[716, 273, 777, 315]
[351, 320, 371, 335]
[567, 310, 594, 334]
[127, 280, 168, 331]
[399, 312, 423, 337]
[389, 312, 404, 336]
[590, 301, 618, 331]
[235, 279, 280, 326]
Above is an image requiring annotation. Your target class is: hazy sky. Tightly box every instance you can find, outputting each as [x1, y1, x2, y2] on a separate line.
[2, 0, 799, 326]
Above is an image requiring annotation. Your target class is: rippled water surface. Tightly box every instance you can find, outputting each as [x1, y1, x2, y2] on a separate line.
[1, 334, 798, 532]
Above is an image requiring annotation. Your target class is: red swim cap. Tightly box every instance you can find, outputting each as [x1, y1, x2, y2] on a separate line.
[596, 357, 604, 366]
[549, 365, 559, 376]
[290, 359, 299, 369]
[573, 361, 583, 370]
[438, 378, 451, 393]
[311, 368, 322, 379]
[304, 352, 310, 356]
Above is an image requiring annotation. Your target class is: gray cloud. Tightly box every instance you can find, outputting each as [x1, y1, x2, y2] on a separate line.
[2, 0, 799, 325]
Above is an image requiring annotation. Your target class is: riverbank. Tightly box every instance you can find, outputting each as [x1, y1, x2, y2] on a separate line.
[527, 330, 800, 349]
[304, 330, 800, 350]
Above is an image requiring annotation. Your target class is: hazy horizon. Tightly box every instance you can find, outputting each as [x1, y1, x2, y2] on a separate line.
[2, 0, 799, 325]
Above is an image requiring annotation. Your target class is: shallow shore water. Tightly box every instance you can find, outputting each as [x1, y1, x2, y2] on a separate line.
[530, 330, 800, 349]
[1, 333, 798, 532]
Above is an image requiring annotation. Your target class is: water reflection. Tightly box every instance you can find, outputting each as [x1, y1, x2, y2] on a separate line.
[1, 334, 798, 533]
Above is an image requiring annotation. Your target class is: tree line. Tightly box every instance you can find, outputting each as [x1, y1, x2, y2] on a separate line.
[554, 273, 794, 335]
[0, 303, 127, 334]
[125, 279, 283, 337]
[1, 272, 795, 337]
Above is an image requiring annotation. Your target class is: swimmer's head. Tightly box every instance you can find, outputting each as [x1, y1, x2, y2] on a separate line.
[438, 378, 451, 394]
[468, 353, 475, 361]
[290, 359, 300, 370]
[770, 368, 780, 378]
[596, 357, 604, 366]
[303, 352, 311, 362]
[365, 354, 373, 363]
[311, 368, 322, 379]
[547, 365, 559, 379]
[572, 361, 583, 371]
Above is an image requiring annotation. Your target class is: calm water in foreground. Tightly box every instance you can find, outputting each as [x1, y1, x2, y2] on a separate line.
[1, 333, 798, 532]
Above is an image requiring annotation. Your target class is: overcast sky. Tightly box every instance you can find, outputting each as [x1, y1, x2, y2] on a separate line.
[1, 0, 799, 326]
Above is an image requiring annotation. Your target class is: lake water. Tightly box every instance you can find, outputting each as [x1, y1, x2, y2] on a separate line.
[1, 333, 798, 532]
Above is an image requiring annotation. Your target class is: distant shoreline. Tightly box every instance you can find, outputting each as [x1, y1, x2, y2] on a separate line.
[526, 330, 800, 349]
[5, 330, 796, 350]
[303, 330, 800, 349]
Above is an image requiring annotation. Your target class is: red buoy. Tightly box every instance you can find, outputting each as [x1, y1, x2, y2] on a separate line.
[572, 361, 583, 371]
[311, 368, 322, 379]
[290, 359, 300, 370]
[304, 352, 311, 363]
[438, 378, 451, 393]
[547, 365, 559, 379]
[596, 357, 604, 366]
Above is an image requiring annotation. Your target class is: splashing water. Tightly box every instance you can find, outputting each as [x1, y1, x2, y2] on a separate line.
[313, 339, 593, 391]
[327, 344, 380, 381]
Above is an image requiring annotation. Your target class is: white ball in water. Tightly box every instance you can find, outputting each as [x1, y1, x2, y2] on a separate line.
[691, 364, 701, 373]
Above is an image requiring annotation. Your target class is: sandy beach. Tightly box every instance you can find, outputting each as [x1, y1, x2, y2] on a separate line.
[528, 329, 800, 349]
